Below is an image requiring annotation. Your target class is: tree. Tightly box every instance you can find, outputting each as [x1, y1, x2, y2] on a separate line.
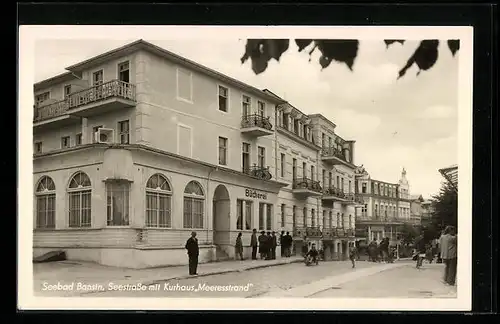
[240, 39, 460, 78]
[398, 223, 420, 245]
[431, 180, 458, 232]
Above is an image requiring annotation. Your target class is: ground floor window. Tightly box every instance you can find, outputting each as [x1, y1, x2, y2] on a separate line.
[146, 192, 172, 227]
[106, 181, 130, 226]
[237, 200, 252, 230]
[36, 194, 55, 228]
[68, 191, 91, 227]
[266, 204, 273, 230]
[183, 197, 204, 228]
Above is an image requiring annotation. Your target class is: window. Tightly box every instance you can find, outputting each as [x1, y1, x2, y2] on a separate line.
[242, 143, 250, 172]
[242, 95, 251, 116]
[183, 181, 204, 228]
[349, 215, 352, 229]
[328, 211, 333, 228]
[292, 206, 297, 229]
[329, 172, 332, 188]
[322, 170, 326, 187]
[281, 204, 286, 228]
[146, 174, 172, 228]
[283, 113, 289, 130]
[280, 153, 285, 177]
[257, 101, 265, 117]
[322, 210, 326, 229]
[375, 204, 378, 217]
[336, 213, 340, 227]
[277, 110, 283, 127]
[118, 61, 130, 83]
[322, 133, 326, 147]
[237, 200, 253, 230]
[336, 176, 340, 189]
[106, 181, 130, 226]
[34, 142, 42, 154]
[61, 136, 70, 149]
[340, 213, 345, 228]
[68, 172, 92, 228]
[64, 85, 71, 98]
[311, 209, 316, 227]
[218, 137, 228, 165]
[35, 92, 49, 106]
[176, 68, 193, 102]
[76, 133, 82, 146]
[258, 203, 265, 230]
[35, 176, 56, 229]
[258, 146, 265, 168]
[341, 178, 344, 192]
[311, 166, 315, 181]
[292, 159, 297, 180]
[92, 125, 103, 143]
[92, 70, 103, 86]
[362, 183, 367, 193]
[266, 204, 272, 230]
[362, 204, 368, 216]
[303, 207, 307, 227]
[218, 85, 229, 112]
[348, 180, 352, 194]
[302, 162, 307, 179]
[118, 120, 130, 144]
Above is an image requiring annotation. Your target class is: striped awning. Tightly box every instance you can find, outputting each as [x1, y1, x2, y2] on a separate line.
[439, 164, 458, 192]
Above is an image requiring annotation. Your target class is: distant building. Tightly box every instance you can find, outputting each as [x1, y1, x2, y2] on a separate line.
[420, 200, 435, 227]
[409, 194, 424, 226]
[354, 167, 413, 245]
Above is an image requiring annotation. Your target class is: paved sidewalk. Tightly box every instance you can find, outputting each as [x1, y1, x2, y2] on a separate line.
[34, 256, 303, 297]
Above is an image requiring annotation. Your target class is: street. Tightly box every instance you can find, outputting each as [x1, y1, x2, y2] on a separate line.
[51, 260, 456, 298]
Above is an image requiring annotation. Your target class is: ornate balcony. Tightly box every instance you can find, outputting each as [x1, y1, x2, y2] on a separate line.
[34, 80, 136, 131]
[356, 215, 405, 225]
[293, 226, 306, 238]
[345, 229, 355, 237]
[321, 146, 353, 167]
[242, 164, 272, 181]
[305, 226, 322, 238]
[292, 178, 323, 197]
[322, 188, 363, 205]
[240, 114, 273, 137]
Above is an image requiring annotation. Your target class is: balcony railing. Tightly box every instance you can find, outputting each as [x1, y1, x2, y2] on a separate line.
[292, 178, 323, 193]
[241, 114, 273, 130]
[323, 187, 348, 199]
[356, 215, 404, 223]
[321, 146, 347, 162]
[305, 226, 322, 237]
[34, 80, 136, 122]
[242, 164, 272, 181]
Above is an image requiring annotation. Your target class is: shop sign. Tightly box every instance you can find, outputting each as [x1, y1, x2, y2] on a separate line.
[245, 189, 268, 200]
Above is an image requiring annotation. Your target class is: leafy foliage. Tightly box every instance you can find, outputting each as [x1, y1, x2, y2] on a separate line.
[430, 180, 458, 231]
[398, 223, 420, 245]
[241, 38, 460, 77]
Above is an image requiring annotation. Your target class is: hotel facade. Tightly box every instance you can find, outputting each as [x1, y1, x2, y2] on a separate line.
[33, 40, 362, 268]
[354, 167, 415, 245]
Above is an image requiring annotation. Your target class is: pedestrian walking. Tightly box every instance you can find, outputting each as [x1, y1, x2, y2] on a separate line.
[440, 226, 458, 285]
[265, 231, 272, 260]
[185, 231, 199, 275]
[380, 237, 390, 262]
[250, 229, 258, 260]
[349, 244, 358, 268]
[414, 233, 426, 269]
[258, 231, 266, 260]
[271, 231, 277, 260]
[279, 231, 285, 257]
[235, 232, 244, 260]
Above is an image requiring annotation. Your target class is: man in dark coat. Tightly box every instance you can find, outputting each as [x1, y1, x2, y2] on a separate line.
[271, 231, 278, 259]
[185, 231, 199, 275]
[280, 231, 285, 257]
[258, 231, 266, 259]
[250, 229, 258, 260]
[265, 231, 272, 260]
[283, 231, 291, 257]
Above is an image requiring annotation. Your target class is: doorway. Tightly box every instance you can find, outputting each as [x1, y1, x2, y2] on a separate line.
[212, 185, 230, 247]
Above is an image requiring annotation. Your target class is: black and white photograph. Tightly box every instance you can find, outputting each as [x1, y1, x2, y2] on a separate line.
[18, 25, 472, 311]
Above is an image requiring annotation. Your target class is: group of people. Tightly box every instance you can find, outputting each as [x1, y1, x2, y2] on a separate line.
[367, 237, 394, 263]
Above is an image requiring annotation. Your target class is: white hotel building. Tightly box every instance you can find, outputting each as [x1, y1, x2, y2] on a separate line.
[32, 40, 362, 268]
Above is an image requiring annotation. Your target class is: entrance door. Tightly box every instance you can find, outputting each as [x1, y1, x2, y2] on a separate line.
[213, 185, 230, 247]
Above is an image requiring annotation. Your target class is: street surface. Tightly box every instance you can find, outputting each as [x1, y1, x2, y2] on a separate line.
[76, 261, 380, 298]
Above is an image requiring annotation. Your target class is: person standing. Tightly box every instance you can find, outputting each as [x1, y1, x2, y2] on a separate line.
[440, 226, 458, 285]
[380, 237, 389, 262]
[250, 229, 258, 260]
[265, 232, 272, 260]
[271, 231, 277, 260]
[235, 232, 244, 260]
[279, 231, 285, 257]
[185, 231, 199, 275]
[414, 233, 426, 269]
[258, 231, 266, 259]
[349, 244, 358, 268]
[284, 231, 292, 257]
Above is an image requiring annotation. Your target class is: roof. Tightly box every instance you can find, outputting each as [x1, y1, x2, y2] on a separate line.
[439, 164, 458, 191]
[34, 39, 285, 104]
[308, 113, 337, 130]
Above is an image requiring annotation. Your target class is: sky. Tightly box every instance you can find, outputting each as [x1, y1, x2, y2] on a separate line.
[34, 35, 459, 198]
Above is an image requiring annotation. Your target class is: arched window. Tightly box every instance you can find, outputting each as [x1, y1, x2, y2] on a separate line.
[68, 172, 91, 227]
[35, 176, 56, 228]
[146, 174, 172, 228]
[183, 181, 204, 228]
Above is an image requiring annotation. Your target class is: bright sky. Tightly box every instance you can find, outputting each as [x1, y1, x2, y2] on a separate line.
[33, 30, 459, 198]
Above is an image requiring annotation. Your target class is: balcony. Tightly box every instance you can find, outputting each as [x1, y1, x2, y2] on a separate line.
[356, 215, 404, 225]
[34, 80, 136, 131]
[240, 114, 273, 137]
[305, 226, 322, 238]
[321, 147, 353, 167]
[293, 226, 306, 238]
[322, 188, 363, 205]
[242, 165, 272, 181]
[292, 178, 323, 197]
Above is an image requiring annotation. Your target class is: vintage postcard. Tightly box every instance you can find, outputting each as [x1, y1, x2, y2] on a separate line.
[18, 25, 472, 311]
